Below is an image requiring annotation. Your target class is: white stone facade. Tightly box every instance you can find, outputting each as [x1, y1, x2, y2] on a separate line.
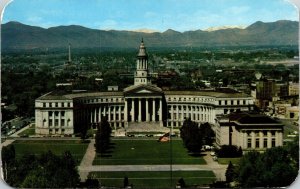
[35, 40, 254, 135]
[215, 113, 284, 152]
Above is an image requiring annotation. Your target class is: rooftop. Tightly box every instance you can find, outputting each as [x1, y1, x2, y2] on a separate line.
[229, 112, 281, 124]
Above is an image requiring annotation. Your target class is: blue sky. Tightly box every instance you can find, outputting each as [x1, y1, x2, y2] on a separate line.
[2, 0, 299, 32]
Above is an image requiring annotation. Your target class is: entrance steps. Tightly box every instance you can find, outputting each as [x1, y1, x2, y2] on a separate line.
[126, 122, 169, 133]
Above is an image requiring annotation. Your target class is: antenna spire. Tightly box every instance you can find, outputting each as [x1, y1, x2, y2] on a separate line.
[68, 43, 71, 63]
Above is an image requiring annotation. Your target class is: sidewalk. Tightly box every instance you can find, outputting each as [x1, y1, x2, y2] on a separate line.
[78, 139, 96, 182]
[77, 146, 227, 182]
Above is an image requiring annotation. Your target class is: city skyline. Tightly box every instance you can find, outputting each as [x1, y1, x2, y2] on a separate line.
[2, 0, 299, 32]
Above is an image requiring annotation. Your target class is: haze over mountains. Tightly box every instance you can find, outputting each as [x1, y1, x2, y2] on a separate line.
[1, 20, 298, 50]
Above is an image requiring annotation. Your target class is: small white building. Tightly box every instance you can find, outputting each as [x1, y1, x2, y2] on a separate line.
[215, 112, 283, 152]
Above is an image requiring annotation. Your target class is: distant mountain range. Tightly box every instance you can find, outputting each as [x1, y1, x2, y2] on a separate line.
[1, 20, 298, 50]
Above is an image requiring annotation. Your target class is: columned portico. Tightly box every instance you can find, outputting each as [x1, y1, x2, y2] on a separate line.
[124, 95, 163, 125]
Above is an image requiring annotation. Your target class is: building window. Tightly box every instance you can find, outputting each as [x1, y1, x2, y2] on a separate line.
[49, 103, 52, 107]
[61, 119, 65, 126]
[62, 103, 64, 107]
[61, 111, 65, 117]
[219, 101, 221, 105]
[272, 139, 276, 147]
[224, 109, 228, 114]
[43, 103, 46, 107]
[55, 102, 58, 107]
[247, 138, 252, 148]
[225, 101, 227, 105]
[255, 138, 260, 148]
[264, 138, 268, 148]
[49, 119, 53, 127]
[55, 111, 59, 116]
[237, 100, 240, 105]
[271, 131, 275, 137]
[55, 119, 59, 126]
[263, 131, 267, 136]
[49, 111, 53, 117]
[67, 103, 70, 107]
[243, 100, 246, 105]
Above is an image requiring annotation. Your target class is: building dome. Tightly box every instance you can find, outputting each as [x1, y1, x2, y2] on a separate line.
[137, 38, 148, 57]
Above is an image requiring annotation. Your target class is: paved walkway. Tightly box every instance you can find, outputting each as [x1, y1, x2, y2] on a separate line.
[78, 139, 96, 181]
[202, 152, 227, 181]
[77, 144, 227, 182]
[1, 124, 31, 147]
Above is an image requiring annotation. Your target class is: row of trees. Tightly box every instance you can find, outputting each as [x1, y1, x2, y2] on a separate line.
[225, 137, 299, 187]
[2, 146, 80, 188]
[180, 118, 215, 154]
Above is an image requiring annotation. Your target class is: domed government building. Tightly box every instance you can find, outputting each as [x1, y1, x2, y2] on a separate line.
[35, 40, 283, 151]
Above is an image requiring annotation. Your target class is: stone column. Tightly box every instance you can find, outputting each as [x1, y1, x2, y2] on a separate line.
[278, 131, 283, 146]
[152, 98, 156, 121]
[90, 108, 93, 123]
[176, 105, 179, 127]
[132, 99, 135, 122]
[146, 98, 150, 121]
[113, 106, 116, 121]
[94, 108, 97, 123]
[182, 105, 185, 121]
[59, 111, 61, 128]
[103, 106, 106, 120]
[267, 131, 272, 148]
[108, 106, 111, 121]
[159, 99, 162, 121]
[124, 99, 128, 122]
[138, 98, 142, 122]
[259, 131, 263, 149]
[99, 106, 102, 122]
[113, 106, 116, 130]
[275, 131, 279, 146]
[251, 131, 255, 148]
[119, 105, 121, 121]
[170, 105, 174, 126]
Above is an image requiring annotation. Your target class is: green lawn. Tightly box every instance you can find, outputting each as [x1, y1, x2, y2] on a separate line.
[17, 127, 35, 136]
[217, 157, 241, 165]
[93, 139, 206, 165]
[89, 171, 216, 188]
[11, 140, 89, 165]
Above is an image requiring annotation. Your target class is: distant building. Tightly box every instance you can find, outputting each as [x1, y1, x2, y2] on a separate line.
[288, 82, 299, 96]
[35, 40, 254, 136]
[108, 86, 119, 91]
[255, 79, 277, 109]
[215, 112, 283, 152]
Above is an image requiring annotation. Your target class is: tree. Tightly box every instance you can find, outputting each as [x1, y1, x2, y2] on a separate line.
[5, 150, 80, 188]
[225, 161, 235, 183]
[199, 122, 215, 145]
[177, 178, 186, 188]
[95, 116, 112, 153]
[123, 176, 129, 188]
[236, 143, 299, 188]
[216, 145, 242, 158]
[1, 145, 15, 165]
[180, 118, 202, 154]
